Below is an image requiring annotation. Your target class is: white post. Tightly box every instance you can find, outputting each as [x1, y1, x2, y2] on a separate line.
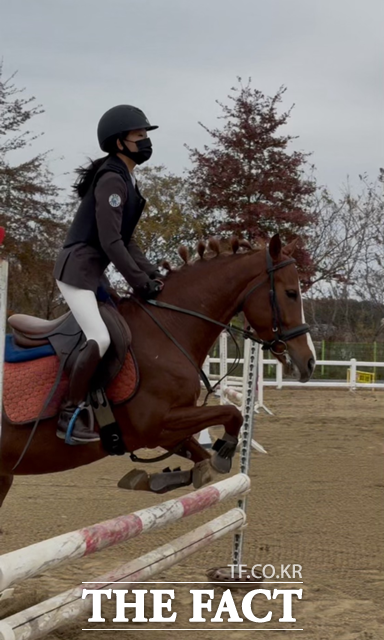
[276, 360, 283, 389]
[199, 357, 213, 448]
[219, 331, 228, 404]
[350, 358, 357, 391]
[0, 257, 8, 442]
[240, 339, 251, 417]
[257, 345, 264, 407]
[254, 345, 273, 416]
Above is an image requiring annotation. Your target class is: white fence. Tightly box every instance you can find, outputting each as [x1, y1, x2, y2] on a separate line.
[205, 335, 384, 392]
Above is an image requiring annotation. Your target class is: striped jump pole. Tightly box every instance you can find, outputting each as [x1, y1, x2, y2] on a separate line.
[0, 473, 250, 593]
[224, 386, 243, 405]
[208, 338, 264, 583]
[0, 508, 246, 640]
[232, 339, 258, 568]
[222, 340, 267, 455]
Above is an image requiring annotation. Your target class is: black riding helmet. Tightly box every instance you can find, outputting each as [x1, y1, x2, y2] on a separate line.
[97, 105, 158, 152]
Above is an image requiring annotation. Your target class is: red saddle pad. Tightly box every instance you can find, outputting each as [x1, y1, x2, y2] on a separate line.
[3, 350, 138, 425]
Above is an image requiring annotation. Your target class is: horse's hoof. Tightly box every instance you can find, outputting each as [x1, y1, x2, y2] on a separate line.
[148, 469, 192, 494]
[117, 469, 150, 491]
[192, 459, 214, 489]
[210, 453, 232, 473]
[210, 434, 238, 473]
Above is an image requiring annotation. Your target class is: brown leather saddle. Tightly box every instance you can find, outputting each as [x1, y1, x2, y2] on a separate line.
[9, 303, 131, 388]
[8, 303, 132, 454]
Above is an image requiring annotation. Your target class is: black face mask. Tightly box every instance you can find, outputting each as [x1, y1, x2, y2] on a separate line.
[119, 137, 152, 165]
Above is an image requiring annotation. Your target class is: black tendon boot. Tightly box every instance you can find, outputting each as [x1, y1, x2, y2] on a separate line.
[57, 339, 101, 443]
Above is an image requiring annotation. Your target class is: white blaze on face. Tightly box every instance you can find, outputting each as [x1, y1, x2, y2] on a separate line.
[299, 285, 316, 365]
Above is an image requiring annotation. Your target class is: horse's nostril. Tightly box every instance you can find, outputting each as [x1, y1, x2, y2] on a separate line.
[308, 357, 315, 373]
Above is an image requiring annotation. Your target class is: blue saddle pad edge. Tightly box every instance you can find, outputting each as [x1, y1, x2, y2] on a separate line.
[5, 334, 55, 363]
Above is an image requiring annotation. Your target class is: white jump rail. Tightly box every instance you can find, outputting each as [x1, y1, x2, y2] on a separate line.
[0, 508, 246, 640]
[0, 473, 250, 593]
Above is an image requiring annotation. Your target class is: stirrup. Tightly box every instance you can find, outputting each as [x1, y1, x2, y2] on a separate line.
[65, 402, 95, 445]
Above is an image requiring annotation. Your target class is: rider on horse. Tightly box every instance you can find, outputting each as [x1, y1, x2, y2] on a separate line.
[53, 105, 163, 444]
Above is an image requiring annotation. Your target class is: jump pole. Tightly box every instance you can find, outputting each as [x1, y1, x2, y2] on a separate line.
[208, 338, 262, 583]
[0, 473, 250, 593]
[233, 338, 258, 568]
[0, 508, 246, 640]
[220, 335, 267, 455]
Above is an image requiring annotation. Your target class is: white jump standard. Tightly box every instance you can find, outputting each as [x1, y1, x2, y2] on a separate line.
[208, 338, 263, 583]
[219, 332, 273, 417]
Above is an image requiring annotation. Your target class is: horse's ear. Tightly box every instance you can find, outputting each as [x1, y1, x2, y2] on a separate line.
[269, 234, 282, 261]
[283, 237, 299, 257]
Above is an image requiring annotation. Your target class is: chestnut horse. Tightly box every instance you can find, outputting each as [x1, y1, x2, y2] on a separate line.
[0, 235, 315, 505]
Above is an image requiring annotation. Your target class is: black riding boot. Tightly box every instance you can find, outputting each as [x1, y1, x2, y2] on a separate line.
[57, 339, 101, 443]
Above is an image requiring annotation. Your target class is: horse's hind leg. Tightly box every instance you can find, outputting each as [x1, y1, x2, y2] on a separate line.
[0, 475, 13, 509]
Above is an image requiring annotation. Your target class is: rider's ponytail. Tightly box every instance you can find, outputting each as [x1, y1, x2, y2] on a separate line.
[72, 156, 109, 199]
[72, 132, 129, 198]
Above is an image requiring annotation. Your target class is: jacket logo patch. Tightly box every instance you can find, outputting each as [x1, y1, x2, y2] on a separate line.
[109, 194, 121, 207]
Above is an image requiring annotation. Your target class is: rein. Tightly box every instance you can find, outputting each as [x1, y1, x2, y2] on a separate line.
[131, 297, 245, 396]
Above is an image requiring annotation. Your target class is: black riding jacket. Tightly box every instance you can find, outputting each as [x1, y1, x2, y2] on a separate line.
[53, 155, 156, 292]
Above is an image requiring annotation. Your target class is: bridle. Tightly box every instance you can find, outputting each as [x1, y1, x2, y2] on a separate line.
[241, 249, 310, 355]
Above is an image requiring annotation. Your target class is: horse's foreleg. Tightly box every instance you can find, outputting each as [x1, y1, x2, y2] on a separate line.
[0, 475, 13, 509]
[159, 404, 243, 474]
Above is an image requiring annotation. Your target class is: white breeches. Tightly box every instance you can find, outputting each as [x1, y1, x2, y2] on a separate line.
[56, 280, 111, 357]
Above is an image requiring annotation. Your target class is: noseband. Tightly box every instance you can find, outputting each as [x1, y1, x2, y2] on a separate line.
[241, 249, 310, 355]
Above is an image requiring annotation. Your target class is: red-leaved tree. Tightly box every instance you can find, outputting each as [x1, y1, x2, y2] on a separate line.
[187, 80, 317, 281]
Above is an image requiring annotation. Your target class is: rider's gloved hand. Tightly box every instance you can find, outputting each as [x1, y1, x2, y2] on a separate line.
[136, 279, 164, 300]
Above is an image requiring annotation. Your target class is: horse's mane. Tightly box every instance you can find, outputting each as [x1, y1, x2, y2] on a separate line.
[162, 236, 263, 273]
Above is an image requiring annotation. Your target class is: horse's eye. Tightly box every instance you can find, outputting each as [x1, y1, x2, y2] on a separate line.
[286, 289, 298, 300]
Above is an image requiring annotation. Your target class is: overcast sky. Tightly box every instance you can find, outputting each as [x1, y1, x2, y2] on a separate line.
[1, 0, 383, 197]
